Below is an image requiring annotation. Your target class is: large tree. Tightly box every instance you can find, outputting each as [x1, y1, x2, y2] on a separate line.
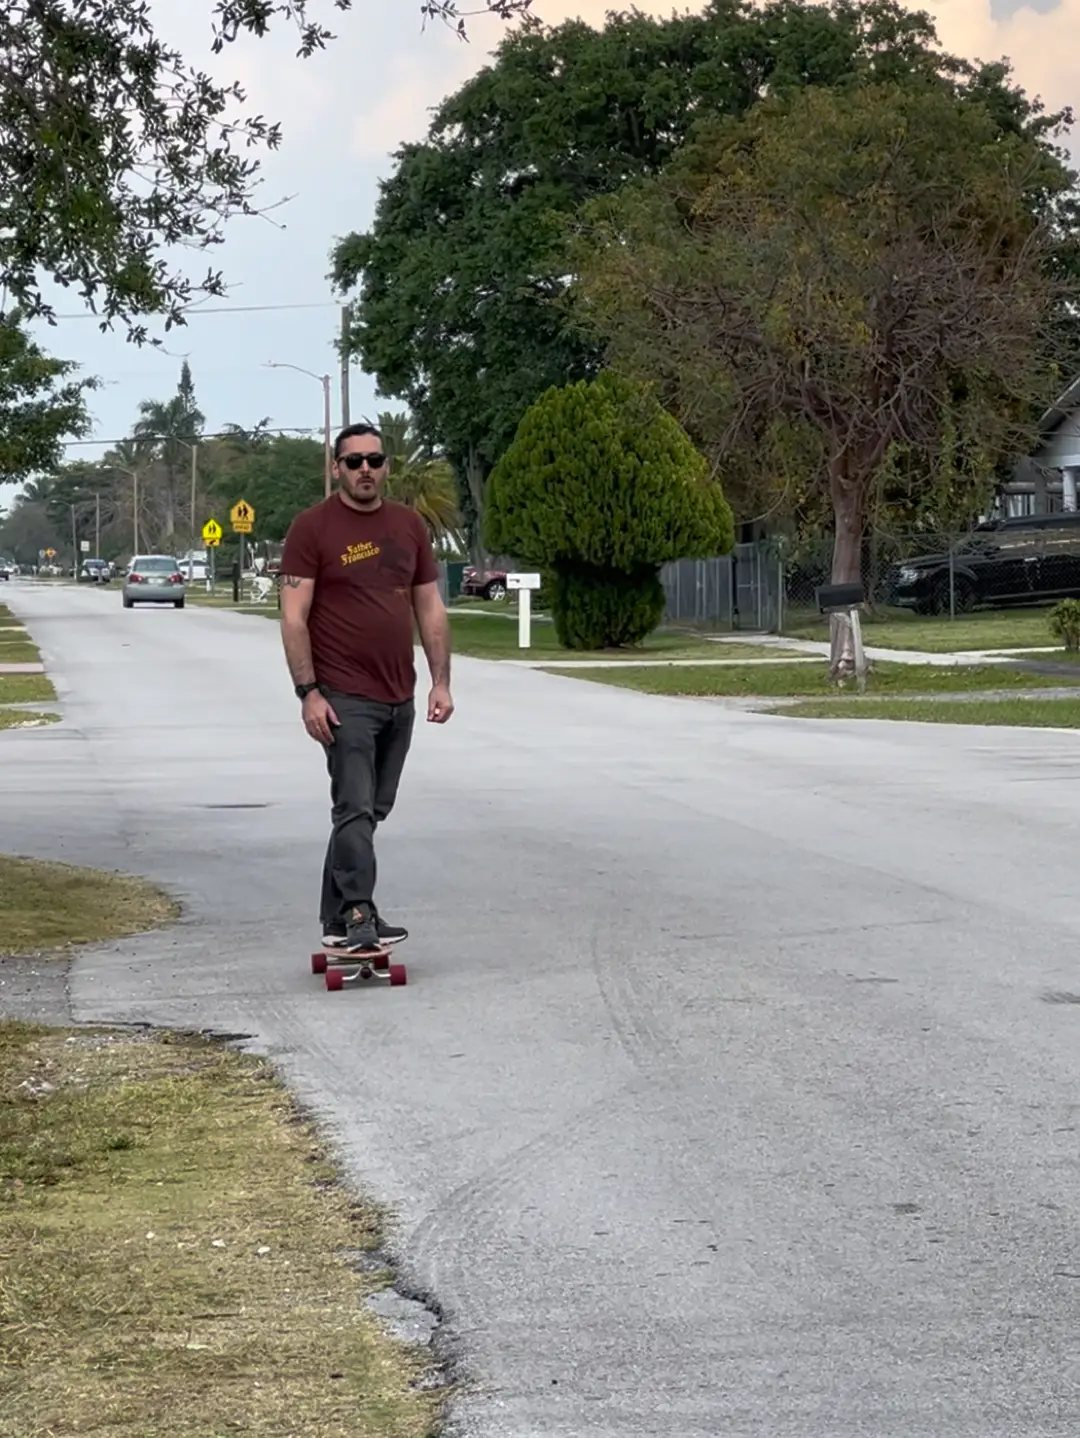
[376, 411, 463, 549]
[572, 81, 1075, 672]
[0, 313, 94, 486]
[329, 0, 1068, 553]
[0, 1, 528, 344]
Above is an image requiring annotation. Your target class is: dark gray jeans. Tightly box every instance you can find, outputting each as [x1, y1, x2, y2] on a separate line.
[319, 690, 415, 927]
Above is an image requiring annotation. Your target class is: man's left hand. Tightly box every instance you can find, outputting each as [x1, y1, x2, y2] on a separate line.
[427, 683, 454, 724]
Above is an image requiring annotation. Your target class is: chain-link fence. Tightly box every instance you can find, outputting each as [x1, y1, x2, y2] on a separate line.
[776, 523, 1072, 626]
[660, 546, 785, 631]
[441, 515, 1078, 635]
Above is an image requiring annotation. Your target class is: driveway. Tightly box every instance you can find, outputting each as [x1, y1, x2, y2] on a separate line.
[4, 579, 1080, 1436]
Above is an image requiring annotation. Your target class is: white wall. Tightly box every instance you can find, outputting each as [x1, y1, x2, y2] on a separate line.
[1040, 403, 1080, 467]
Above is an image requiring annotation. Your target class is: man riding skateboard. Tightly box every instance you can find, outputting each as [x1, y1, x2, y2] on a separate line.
[279, 422, 454, 953]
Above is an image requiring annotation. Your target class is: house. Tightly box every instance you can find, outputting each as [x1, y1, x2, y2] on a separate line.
[1000, 375, 1080, 516]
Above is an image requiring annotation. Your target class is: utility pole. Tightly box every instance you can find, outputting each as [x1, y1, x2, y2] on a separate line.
[95, 492, 101, 558]
[190, 442, 198, 544]
[340, 304, 352, 428]
[70, 504, 78, 575]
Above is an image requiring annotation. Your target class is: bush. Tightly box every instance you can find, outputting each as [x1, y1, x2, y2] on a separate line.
[1049, 598, 1080, 651]
[485, 372, 733, 648]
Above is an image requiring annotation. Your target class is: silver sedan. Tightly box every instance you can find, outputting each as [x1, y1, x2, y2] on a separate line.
[122, 555, 186, 609]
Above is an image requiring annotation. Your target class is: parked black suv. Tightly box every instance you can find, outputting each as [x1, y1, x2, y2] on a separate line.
[885, 514, 1080, 614]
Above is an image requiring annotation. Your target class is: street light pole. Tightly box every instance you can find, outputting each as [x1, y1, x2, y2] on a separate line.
[265, 361, 335, 498]
[323, 372, 332, 498]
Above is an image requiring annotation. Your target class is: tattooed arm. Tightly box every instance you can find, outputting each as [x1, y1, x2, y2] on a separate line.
[280, 573, 338, 744]
[279, 574, 317, 687]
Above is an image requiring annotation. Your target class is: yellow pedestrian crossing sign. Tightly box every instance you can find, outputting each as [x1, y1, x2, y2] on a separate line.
[202, 518, 223, 546]
[230, 499, 255, 534]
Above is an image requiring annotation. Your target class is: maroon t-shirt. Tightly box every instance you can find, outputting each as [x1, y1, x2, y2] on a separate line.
[280, 495, 439, 704]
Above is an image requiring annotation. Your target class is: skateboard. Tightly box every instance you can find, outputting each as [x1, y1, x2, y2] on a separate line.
[310, 943, 407, 992]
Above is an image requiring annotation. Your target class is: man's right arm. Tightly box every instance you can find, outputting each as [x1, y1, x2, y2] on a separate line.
[279, 574, 317, 687]
[280, 572, 338, 745]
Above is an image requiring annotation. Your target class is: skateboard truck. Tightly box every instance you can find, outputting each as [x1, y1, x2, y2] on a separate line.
[311, 946, 407, 992]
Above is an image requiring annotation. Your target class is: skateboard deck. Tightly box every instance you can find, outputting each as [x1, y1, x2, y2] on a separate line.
[310, 944, 407, 992]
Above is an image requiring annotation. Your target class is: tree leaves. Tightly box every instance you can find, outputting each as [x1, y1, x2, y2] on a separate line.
[0, 315, 95, 486]
[572, 82, 1076, 584]
[0, 1, 529, 344]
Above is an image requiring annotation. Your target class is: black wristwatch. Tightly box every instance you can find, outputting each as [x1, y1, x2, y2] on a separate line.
[295, 681, 320, 700]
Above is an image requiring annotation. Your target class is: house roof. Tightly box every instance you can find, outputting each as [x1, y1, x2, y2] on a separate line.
[1039, 374, 1080, 442]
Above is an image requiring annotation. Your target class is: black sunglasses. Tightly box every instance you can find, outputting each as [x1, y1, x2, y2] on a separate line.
[340, 452, 387, 471]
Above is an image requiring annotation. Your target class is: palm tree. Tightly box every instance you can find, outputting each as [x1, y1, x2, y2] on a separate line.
[376, 411, 463, 549]
[131, 361, 204, 540]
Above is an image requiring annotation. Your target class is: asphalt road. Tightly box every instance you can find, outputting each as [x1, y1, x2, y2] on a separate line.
[4, 578, 1080, 1437]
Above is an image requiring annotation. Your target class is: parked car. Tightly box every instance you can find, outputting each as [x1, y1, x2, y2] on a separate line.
[122, 555, 186, 609]
[885, 513, 1080, 615]
[0, 557, 13, 581]
[460, 565, 508, 601]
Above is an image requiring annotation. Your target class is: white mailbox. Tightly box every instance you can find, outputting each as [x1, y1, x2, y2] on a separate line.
[506, 572, 542, 648]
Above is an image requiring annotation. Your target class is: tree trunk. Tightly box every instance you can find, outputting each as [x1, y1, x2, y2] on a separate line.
[465, 447, 487, 567]
[829, 458, 864, 681]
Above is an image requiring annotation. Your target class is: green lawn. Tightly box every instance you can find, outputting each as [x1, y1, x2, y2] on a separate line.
[448, 610, 800, 662]
[0, 673, 56, 704]
[783, 605, 1062, 653]
[542, 660, 1080, 699]
[778, 696, 1080, 727]
[0, 639, 41, 664]
[0, 709, 57, 731]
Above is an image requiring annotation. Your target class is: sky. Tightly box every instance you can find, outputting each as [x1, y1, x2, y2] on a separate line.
[25, 0, 1076, 475]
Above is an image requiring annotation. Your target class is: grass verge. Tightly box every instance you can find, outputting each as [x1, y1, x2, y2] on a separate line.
[776, 696, 1080, 727]
[0, 856, 178, 956]
[447, 610, 800, 662]
[782, 605, 1060, 653]
[540, 660, 1080, 698]
[0, 1022, 444, 1438]
[0, 674, 55, 704]
[0, 640, 41, 664]
[0, 709, 58, 732]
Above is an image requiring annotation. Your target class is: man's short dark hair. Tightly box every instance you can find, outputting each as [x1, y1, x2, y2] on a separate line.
[334, 422, 383, 460]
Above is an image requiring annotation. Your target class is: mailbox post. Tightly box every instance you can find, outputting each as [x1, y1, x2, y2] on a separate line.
[507, 572, 542, 649]
[815, 580, 868, 690]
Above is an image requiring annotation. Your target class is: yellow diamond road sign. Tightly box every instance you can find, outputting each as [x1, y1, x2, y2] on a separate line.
[202, 519, 222, 545]
[230, 499, 254, 534]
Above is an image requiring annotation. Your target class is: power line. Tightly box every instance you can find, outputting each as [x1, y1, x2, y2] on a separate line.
[52, 301, 339, 320]
[63, 425, 321, 448]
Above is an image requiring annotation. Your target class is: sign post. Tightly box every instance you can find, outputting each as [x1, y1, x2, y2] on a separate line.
[507, 572, 542, 649]
[201, 519, 222, 594]
[229, 502, 255, 604]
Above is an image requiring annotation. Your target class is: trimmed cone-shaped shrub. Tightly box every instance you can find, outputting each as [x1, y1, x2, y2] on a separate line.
[485, 372, 734, 649]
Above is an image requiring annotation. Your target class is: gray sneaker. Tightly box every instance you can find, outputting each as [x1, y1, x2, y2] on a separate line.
[344, 903, 380, 953]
